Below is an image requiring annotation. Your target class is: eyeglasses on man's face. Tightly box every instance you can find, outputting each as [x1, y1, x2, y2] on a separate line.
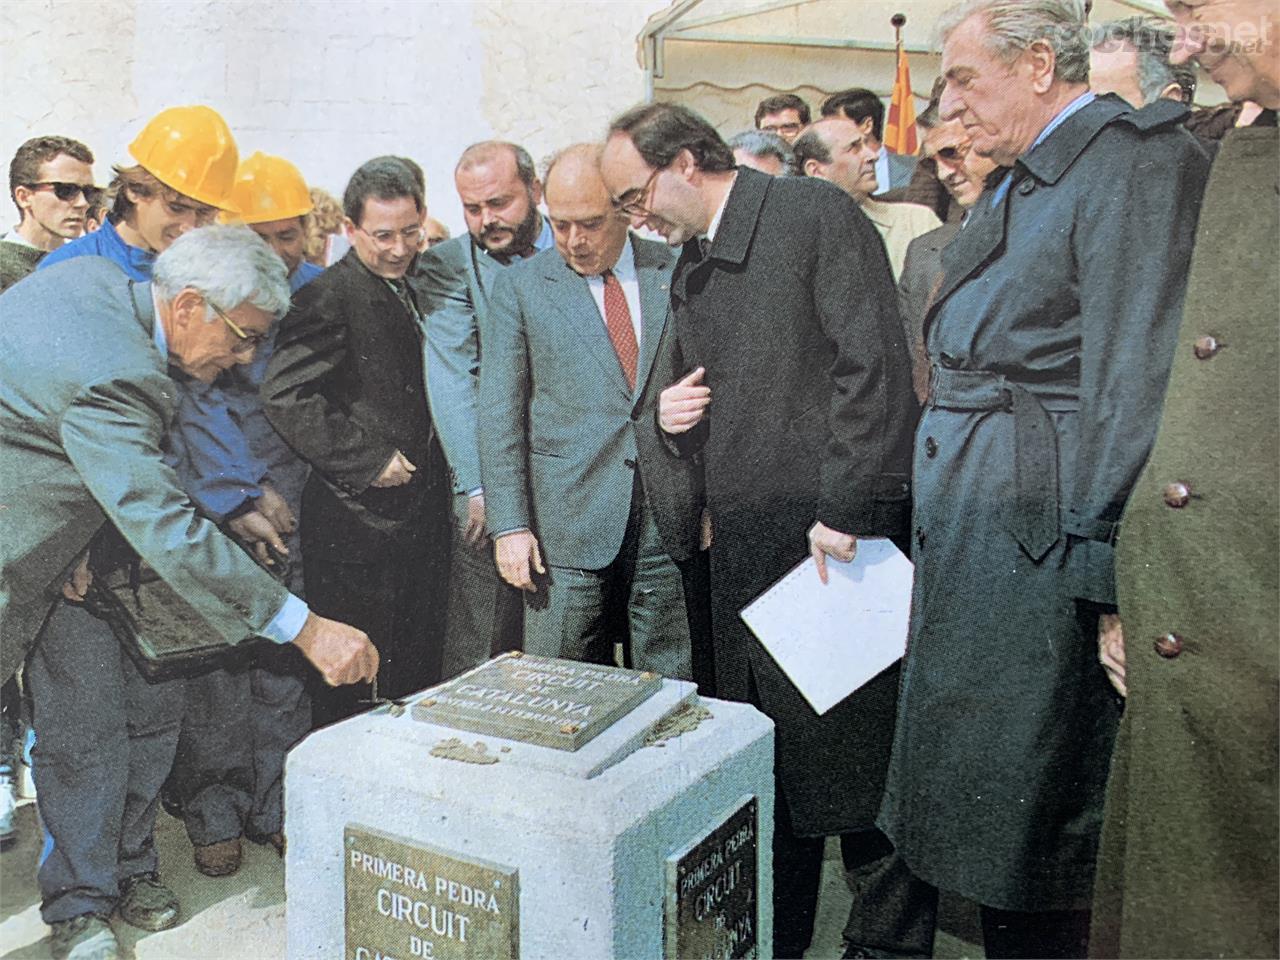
[761, 122, 803, 138]
[208, 300, 269, 354]
[357, 224, 425, 249]
[613, 166, 663, 217]
[25, 181, 103, 205]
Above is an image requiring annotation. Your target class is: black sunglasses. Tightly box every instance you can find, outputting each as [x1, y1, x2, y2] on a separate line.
[25, 181, 103, 205]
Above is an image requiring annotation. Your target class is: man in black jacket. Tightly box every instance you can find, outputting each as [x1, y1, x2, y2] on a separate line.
[264, 157, 451, 726]
[602, 103, 921, 960]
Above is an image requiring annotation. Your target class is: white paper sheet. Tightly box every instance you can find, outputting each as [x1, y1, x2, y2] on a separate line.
[739, 538, 914, 716]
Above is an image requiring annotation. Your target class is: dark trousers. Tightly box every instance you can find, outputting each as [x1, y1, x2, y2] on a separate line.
[979, 906, 1091, 959]
[304, 549, 445, 727]
[169, 645, 310, 844]
[26, 602, 184, 923]
[438, 492, 523, 681]
[840, 829, 939, 957]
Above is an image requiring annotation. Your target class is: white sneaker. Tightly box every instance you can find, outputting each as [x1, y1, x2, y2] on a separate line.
[0, 763, 16, 845]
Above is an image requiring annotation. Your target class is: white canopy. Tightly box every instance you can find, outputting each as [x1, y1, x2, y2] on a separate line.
[636, 0, 1224, 136]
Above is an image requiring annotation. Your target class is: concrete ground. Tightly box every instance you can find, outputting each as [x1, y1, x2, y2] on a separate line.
[1, 794, 982, 959]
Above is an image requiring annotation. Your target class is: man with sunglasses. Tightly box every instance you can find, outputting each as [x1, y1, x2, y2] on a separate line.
[264, 156, 452, 728]
[0, 136, 96, 293]
[898, 90, 1002, 400]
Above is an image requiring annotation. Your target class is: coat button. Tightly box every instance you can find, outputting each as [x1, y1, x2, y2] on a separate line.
[939, 352, 961, 369]
[915, 527, 926, 549]
[1192, 335, 1221, 360]
[924, 436, 938, 458]
[1162, 481, 1191, 508]
[624, 458, 637, 470]
[1153, 632, 1184, 658]
[1018, 178, 1036, 196]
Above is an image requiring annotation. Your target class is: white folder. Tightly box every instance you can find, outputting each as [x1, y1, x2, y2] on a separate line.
[739, 538, 914, 715]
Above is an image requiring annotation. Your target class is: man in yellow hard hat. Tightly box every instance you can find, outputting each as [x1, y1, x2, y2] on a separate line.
[28, 108, 373, 960]
[166, 152, 324, 881]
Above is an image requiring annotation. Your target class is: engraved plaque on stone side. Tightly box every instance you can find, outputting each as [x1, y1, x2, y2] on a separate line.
[412, 652, 663, 751]
[345, 824, 518, 960]
[665, 796, 759, 960]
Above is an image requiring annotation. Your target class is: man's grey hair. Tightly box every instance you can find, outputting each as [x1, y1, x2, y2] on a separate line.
[938, 0, 1091, 85]
[728, 130, 796, 174]
[1092, 16, 1197, 104]
[153, 225, 291, 321]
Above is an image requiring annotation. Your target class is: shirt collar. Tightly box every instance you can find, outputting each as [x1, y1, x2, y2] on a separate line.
[533, 214, 555, 252]
[1029, 91, 1096, 153]
[104, 218, 158, 278]
[150, 285, 168, 361]
[599, 235, 636, 280]
[1, 229, 42, 251]
[704, 172, 738, 244]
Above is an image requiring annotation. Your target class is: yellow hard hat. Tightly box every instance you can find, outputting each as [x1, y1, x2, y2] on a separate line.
[221, 152, 314, 224]
[128, 105, 239, 210]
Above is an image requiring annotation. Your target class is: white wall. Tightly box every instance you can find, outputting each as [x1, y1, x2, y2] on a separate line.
[1, 0, 668, 233]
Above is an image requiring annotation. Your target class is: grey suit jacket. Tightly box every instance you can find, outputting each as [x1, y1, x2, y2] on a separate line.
[883, 149, 918, 193]
[478, 236, 702, 569]
[898, 219, 960, 401]
[0, 257, 290, 681]
[411, 235, 503, 495]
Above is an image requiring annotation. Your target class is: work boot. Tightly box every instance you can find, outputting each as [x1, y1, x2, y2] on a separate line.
[117, 873, 179, 931]
[193, 836, 242, 877]
[49, 914, 118, 960]
[249, 831, 285, 857]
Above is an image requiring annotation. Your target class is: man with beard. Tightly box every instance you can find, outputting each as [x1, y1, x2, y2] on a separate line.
[411, 142, 553, 679]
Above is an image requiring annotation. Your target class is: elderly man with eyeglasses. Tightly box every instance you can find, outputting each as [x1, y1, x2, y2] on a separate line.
[1, 225, 378, 960]
[263, 156, 452, 729]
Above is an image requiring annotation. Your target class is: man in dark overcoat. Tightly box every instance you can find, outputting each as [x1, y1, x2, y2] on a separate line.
[1090, 0, 1279, 956]
[602, 103, 920, 959]
[876, 1, 1211, 956]
[264, 157, 452, 726]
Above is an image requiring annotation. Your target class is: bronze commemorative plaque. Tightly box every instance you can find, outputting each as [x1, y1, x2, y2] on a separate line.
[665, 796, 759, 960]
[344, 824, 518, 960]
[412, 652, 662, 751]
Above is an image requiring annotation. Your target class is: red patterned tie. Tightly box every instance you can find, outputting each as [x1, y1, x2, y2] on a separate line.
[602, 269, 638, 391]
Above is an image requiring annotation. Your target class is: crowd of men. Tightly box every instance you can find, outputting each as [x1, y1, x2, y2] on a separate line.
[0, 0, 1275, 958]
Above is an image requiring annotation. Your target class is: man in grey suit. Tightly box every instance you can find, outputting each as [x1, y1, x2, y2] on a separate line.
[411, 142, 554, 680]
[897, 92, 1000, 400]
[0, 226, 375, 959]
[478, 144, 698, 680]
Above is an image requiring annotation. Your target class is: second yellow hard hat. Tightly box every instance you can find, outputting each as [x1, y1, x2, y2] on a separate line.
[128, 105, 239, 210]
[223, 152, 314, 224]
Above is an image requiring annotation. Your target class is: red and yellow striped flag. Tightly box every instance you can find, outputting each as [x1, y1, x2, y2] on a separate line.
[884, 42, 918, 155]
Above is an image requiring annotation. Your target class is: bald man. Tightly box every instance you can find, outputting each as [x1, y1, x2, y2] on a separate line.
[477, 144, 700, 679]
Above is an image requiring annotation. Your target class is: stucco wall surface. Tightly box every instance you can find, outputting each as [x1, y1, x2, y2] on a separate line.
[1, 0, 666, 232]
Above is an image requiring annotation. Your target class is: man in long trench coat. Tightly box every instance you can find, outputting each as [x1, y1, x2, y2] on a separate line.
[877, 1, 1211, 955]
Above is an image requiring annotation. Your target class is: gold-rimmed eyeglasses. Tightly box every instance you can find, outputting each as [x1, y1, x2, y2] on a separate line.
[613, 167, 663, 217]
[209, 300, 268, 354]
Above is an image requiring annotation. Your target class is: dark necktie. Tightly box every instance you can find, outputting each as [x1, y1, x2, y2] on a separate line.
[1254, 109, 1278, 127]
[602, 269, 638, 391]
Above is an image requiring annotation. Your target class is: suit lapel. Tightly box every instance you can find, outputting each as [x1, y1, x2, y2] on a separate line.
[633, 239, 672, 397]
[470, 239, 500, 309]
[542, 256, 632, 398]
[924, 179, 1011, 335]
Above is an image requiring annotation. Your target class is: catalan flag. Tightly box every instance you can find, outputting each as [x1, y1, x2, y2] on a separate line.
[884, 42, 918, 156]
